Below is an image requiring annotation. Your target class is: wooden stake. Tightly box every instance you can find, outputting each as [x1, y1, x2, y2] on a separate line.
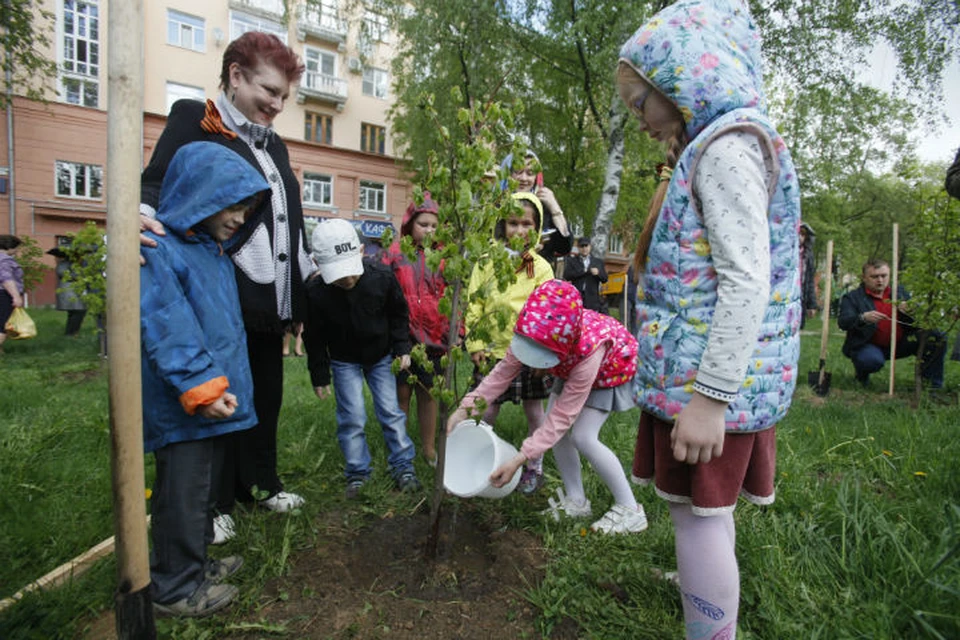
[107, 2, 154, 637]
[0, 517, 150, 613]
[888, 223, 899, 396]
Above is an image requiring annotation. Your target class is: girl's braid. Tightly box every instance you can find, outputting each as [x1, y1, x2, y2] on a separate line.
[631, 120, 689, 280]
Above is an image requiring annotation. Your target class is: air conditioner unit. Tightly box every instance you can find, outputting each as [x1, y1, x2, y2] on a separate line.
[348, 57, 362, 73]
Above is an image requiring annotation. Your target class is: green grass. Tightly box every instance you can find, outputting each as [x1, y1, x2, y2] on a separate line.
[0, 310, 958, 638]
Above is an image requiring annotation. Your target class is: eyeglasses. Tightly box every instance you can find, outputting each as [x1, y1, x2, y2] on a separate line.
[629, 89, 652, 119]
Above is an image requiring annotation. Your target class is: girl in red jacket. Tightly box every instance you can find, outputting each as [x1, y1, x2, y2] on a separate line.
[382, 194, 449, 465]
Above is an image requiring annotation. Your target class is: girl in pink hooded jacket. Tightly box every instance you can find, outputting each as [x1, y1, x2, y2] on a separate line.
[448, 280, 648, 534]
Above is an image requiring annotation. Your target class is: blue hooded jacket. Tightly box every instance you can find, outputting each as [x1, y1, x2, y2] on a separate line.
[140, 141, 269, 452]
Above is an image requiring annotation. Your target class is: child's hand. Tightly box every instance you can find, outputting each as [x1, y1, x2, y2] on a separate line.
[490, 452, 526, 488]
[446, 408, 467, 434]
[398, 354, 411, 370]
[536, 186, 559, 213]
[470, 351, 486, 368]
[315, 386, 331, 399]
[671, 392, 726, 464]
[198, 392, 237, 420]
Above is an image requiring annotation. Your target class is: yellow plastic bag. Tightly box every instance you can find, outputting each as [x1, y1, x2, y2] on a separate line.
[4, 307, 37, 340]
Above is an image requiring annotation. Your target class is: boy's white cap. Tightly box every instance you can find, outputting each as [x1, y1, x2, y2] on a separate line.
[510, 334, 560, 369]
[311, 218, 364, 284]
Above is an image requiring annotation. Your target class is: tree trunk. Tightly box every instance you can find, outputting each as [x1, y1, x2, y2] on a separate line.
[590, 94, 627, 263]
[425, 280, 463, 559]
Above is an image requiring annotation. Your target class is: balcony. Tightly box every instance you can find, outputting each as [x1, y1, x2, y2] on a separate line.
[229, 0, 284, 20]
[297, 71, 348, 109]
[297, 8, 348, 46]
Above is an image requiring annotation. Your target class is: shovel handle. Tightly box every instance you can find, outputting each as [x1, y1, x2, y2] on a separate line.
[818, 240, 834, 362]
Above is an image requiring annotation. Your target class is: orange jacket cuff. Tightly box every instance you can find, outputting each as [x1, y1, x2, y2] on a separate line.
[180, 376, 229, 415]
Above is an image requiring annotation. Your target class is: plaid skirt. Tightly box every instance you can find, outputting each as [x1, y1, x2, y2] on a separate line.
[472, 360, 553, 404]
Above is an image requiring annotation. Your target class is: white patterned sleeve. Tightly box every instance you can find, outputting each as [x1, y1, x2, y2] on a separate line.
[693, 130, 772, 399]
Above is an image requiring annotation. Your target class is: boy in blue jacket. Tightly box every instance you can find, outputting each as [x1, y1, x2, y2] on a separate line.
[141, 141, 269, 618]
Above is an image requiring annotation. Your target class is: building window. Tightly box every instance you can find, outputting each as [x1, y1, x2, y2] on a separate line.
[305, 0, 341, 31]
[230, 10, 287, 44]
[303, 173, 333, 207]
[166, 82, 205, 113]
[62, 77, 98, 108]
[305, 112, 333, 145]
[305, 47, 336, 76]
[359, 180, 386, 214]
[362, 67, 388, 99]
[608, 234, 623, 254]
[360, 123, 386, 155]
[362, 10, 389, 42]
[61, 0, 100, 108]
[56, 161, 103, 199]
[167, 10, 205, 52]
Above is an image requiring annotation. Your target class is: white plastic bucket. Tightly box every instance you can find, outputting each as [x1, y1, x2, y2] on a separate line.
[443, 420, 522, 498]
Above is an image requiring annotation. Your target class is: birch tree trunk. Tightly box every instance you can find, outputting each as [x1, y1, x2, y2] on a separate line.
[590, 95, 627, 263]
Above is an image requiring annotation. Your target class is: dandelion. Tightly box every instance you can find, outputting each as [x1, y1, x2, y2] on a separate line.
[145, 488, 152, 500]
[882, 450, 893, 457]
[580, 528, 588, 537]
[913, 471, 927, 478]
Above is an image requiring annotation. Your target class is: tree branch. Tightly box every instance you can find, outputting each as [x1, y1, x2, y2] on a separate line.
[571, 0, 608, 140]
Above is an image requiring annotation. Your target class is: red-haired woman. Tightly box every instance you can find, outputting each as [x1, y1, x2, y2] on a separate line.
[140, 32, 311, 546]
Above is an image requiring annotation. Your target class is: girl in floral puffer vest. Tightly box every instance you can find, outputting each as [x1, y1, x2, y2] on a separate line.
[448, 280, 648, 535]
[620, 0, 801, 636]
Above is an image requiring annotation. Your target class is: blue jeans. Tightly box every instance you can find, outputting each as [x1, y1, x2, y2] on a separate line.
[332, 355, 416, 480]
[851, 332, 946, 388]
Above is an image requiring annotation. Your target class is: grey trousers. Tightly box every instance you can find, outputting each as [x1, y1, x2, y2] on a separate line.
[150, 436, 225, 604]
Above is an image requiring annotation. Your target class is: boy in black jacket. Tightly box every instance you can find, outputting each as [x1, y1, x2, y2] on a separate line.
[303, 219, 421, 498]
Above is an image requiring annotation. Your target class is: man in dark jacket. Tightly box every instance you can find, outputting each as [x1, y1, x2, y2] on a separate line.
[946, 146, 960, 362]
[302, 219, 421, 499]
[837, 259, 945, 388]
[946, 147, 960, 200]
[564, 237, 608, 313]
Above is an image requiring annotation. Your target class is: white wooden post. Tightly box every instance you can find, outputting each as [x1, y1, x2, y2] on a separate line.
[107, 1, 153, 636]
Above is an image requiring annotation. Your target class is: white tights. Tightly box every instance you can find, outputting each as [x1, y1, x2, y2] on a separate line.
[548, 394, 637, 508]
[670, 503, 739, 639]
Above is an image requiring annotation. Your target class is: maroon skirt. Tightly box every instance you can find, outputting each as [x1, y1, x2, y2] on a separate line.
[632, 411, 776, 516]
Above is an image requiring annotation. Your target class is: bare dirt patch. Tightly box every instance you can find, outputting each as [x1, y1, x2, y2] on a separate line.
[225, 504, 575, 640]
[83, 503, 576, 639]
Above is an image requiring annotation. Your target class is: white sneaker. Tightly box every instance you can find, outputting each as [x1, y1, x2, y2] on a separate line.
[259, 491, 304, 513]
[540, 488, 592, 521]
[590, 504, 648, 534]
[212, 514, 236, 545]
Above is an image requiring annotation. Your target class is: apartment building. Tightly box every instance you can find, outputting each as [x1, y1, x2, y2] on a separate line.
[0, 0, 410, 305]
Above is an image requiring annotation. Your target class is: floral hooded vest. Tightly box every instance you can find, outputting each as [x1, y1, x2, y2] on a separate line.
[619, 0, 801, 431]
[515, 280, 638, 389]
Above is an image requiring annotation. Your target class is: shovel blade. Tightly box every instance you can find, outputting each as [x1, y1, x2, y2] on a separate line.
[807, 370, 832, 397]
